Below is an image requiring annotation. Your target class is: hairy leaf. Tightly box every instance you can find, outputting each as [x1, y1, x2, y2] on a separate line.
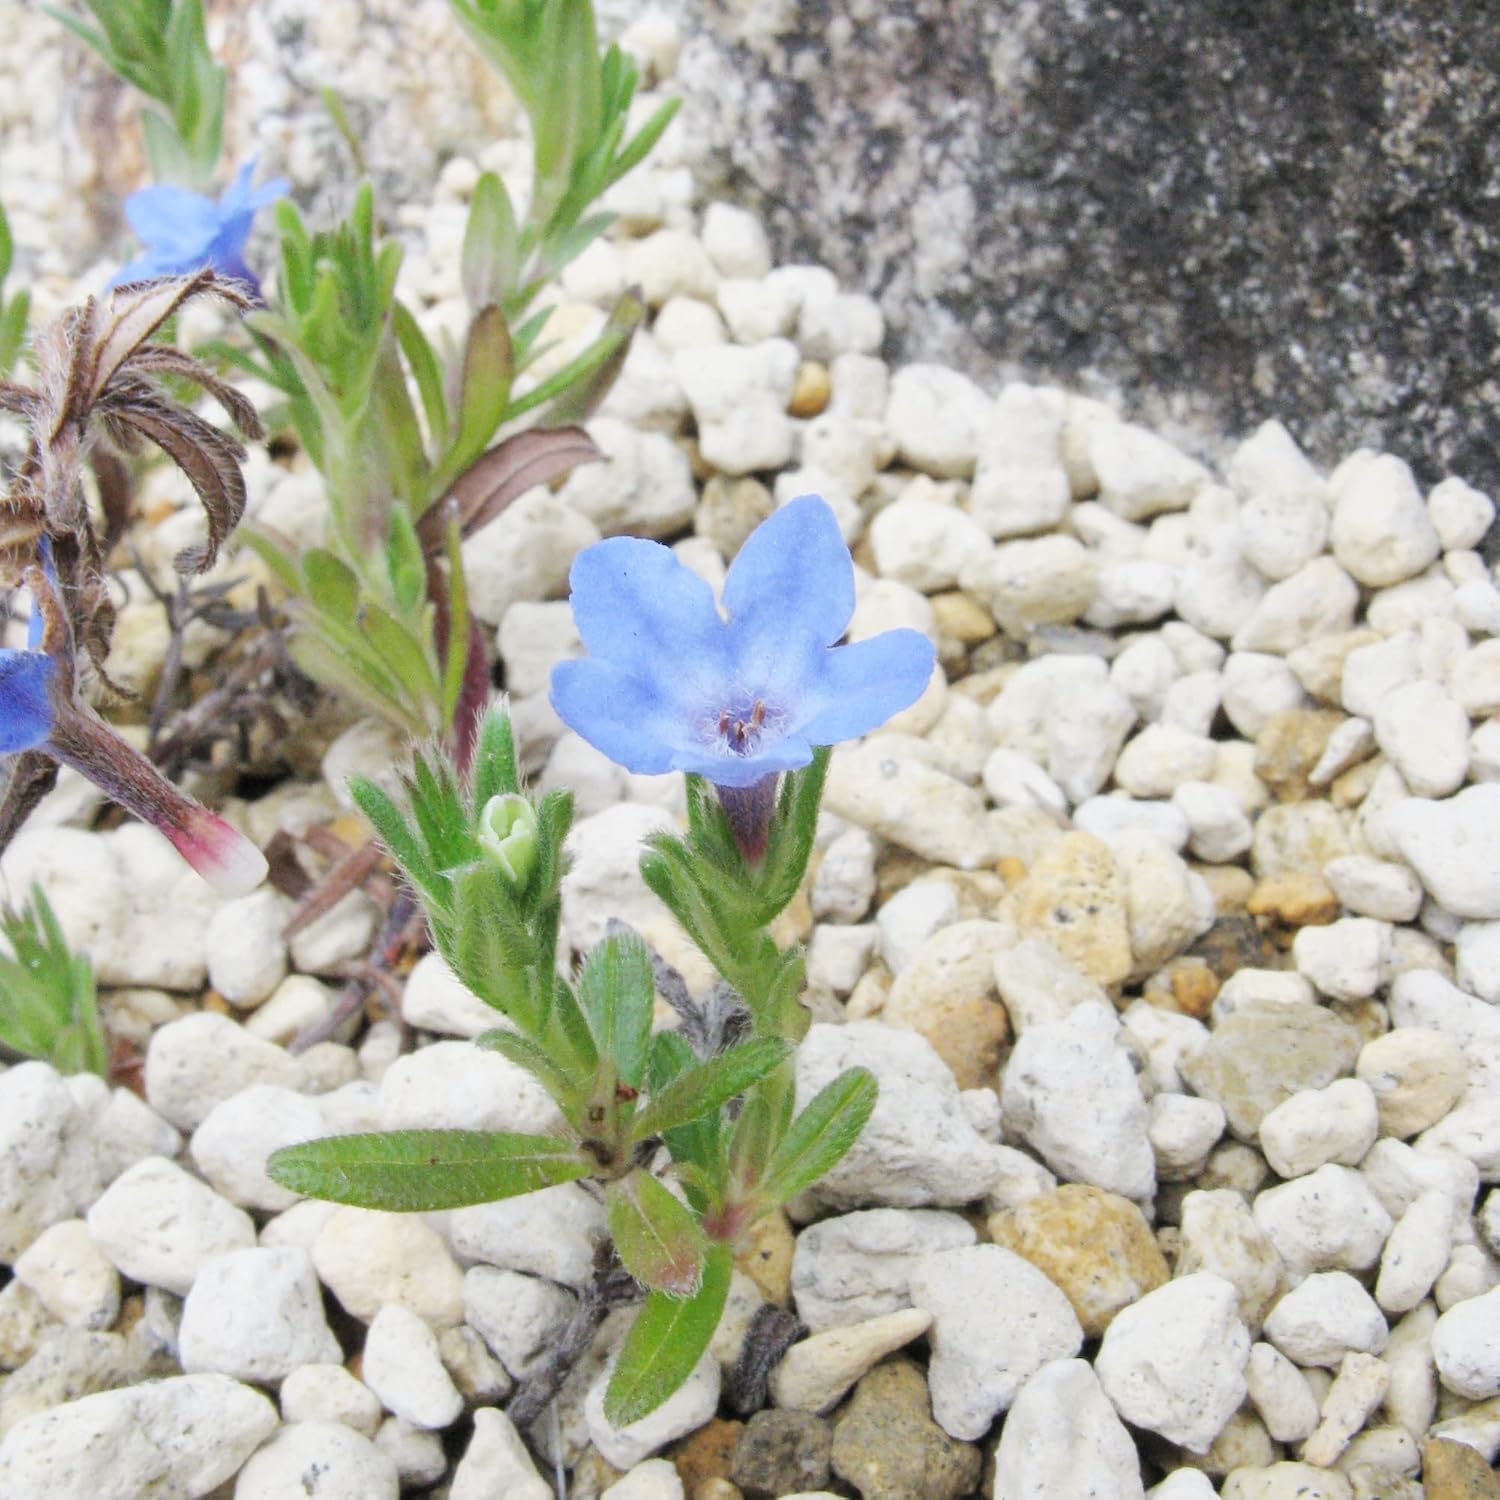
[608, 1169, 706, 1297]
[604, 1241, 732, 1427]
[266, 1129, 589, 1210]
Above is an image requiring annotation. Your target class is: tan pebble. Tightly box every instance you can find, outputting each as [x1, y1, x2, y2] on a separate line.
[845, 963, 891, 1020]
[987, 1185, 1168, 1337]
[1246, 872, 1339, 927]
[692, 1480, 745, 1500]
[1255, 709, 1347, 800]
[930, 590, 997, 645]
[1169, 957, 1221, 1020]
[1194, 863, 1256, 914]
[1420, 1435, 1500, 1499]
[1005, 832, 1132, 988]
[670, 1418, 744, 1493]
[788, 360, 831, 417]
[883, 920, 1012, 1088]
[1331, 755, 1386, 810]
[769, 1308, 933, 1414]
[737, 1210, 795, 1305]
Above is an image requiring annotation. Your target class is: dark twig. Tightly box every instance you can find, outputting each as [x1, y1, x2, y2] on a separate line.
[727, 1304, 805, 1415]
[288, 886, 423, 1054]
[282, 837, 385, 938]
[509, 1242, 642, 1433]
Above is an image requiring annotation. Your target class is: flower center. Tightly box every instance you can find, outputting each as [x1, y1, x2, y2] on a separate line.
[718, 698, 767, 756]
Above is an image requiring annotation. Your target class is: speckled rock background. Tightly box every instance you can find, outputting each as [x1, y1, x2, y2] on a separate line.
[668, 0, 1500, 494]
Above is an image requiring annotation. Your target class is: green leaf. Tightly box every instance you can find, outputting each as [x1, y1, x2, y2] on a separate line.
[470, 705, 520, 806]
[0, 198, 12, 284]
[434, 303, 513, 494]
[576, 931, 654, 1090]
[608, 1169, 707, 1297]
[439, 511, 472, 731]
[604, 1241, 732, 1428]
[760, 1067, 878, 1206]
[631, 1036, 791, 1143]
[384, 505, 428, 616]
[462, 170, 519, 309]
[348, 776, 445, 912]
[646, 1031, 719, 1183]
[475, 1027, 580, 1111]
[391, 299, 448, 455]
[267, 1129, 591, 1210]
[607, 96, 682, 190]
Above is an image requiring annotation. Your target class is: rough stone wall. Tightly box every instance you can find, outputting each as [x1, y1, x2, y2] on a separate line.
[673, 0, 1500, 488]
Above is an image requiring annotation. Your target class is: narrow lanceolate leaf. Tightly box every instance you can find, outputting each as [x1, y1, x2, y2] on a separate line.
[630, 1036, 791, 1143]
[576, 931, 654, 1089]
[604, 1241, 732, 1428]
[760, 1067, 879, 1206]
[265, 1129, 590, 1211]
[607, 1169, 707, 1297]
[418, 424, 599, 550]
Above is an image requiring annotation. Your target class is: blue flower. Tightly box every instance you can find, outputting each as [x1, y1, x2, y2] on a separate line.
[550, 495, 935, 789]
[113, 160, 289, 296]
[0, 561, 57, 754]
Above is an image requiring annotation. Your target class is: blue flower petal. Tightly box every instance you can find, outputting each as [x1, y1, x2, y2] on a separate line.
[793, 630, 935, 746]
[567, 537, 730, 697]
[124, 187, 221, 258]
[672, 731, 816, 787]
[0, 650, 55, 753]
[550, 658, 688, 777]
[721, 495, 855, 654]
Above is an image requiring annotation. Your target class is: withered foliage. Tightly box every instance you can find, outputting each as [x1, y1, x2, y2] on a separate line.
[0, 270, 263, 850]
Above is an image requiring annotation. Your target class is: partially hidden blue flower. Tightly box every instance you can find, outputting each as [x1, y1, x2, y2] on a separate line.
[0, 575, 56, 755]
[112, 160, 289, 298]
[0, 544, 268, 895]
[549, 495, 936, 792]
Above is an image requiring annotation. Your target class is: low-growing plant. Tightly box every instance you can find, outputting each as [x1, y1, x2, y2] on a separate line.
[270, 497, 936, 1426]
[0, 885, 106, 1077]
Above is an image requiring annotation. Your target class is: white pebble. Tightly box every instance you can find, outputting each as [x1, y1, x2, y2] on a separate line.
[179, 1245, 341, 1382]
[280, 1363, 382, 1436]
[1002, 1002, 1155, 1200]
[1384, 784, 1500, 919]
[1245, 1340, 1320, 1442]
[1258, 1080, 1379, 1179]
[1263, 1272, 1388, 1368]
[86, 1156, 254, 1296]
[205, 889, 289, 1009]
[1323, 855, 1424, 922]
[362, 1304, 463, 1430]
[1372, 679, 1470, 796]
[910, 1244, 1083, 1440]
[1253, 1165, 1393, 1277]
[1375, 1188, 1455, 1314]
[1430, 475, 1496, 551]
[1095, 1273, 1250, 1453]
[1292, 918, 1391, 1001]
[1330, 453, 1442, 587]
[235, 1420, 398, 1500]
[450, 1407, 550, 1500]
[12, 1219, 120, 1330]
[1433, 1284, 1500, 1398]
[1221, 652, 1306, 738]
[992, 1358, 1144, 1500]
[190, 1085, 327, 1213]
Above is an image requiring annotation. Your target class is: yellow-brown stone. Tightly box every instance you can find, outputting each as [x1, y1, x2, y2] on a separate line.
[883, 920, 1013, 1087]
[1004, 832, 1132, 987]
[1167, 957, 1221, 1019]
[1254, 709, 1347, 801]
[930, 590, 997, 645]
[986, 1185, 1169, 1337]
[737, 1210, 794, 1305]
[1246, 871, 1339, 928]
[1422, 1436, 1500, 1499]
[671, 1419, 745, 1492]
[788, 360, 832, 417]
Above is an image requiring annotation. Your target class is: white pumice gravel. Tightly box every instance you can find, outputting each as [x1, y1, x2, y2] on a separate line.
[7, 18, 1500, 1493]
